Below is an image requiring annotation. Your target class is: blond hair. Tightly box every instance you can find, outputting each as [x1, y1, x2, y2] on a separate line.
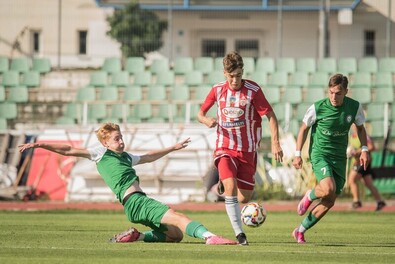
[95, 123, 120, 144]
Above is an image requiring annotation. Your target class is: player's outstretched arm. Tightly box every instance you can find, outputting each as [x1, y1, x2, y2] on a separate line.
[18, 142, 91, 159]
[137, 138, 191, 164]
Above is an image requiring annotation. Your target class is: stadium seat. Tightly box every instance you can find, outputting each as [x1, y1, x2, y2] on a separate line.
[150, 58, 169, 74]
[0, 86, 5, 102]
[0, 117, 7, 130]
[242, 57, 255, 75]
[2, 71, 20, 87]
[263, 86, 281, 104]
[368, 120, 386, 139]
[366, 102, 387, 121]
[194, 57, 214, 75]
[289, 71, 309, 87]
[184, 70, 203, 86]
[147, 84, 167, 101]
[214, 57, 224, 71]
[55, 116, 76, 125]
[308, 72, 329, 88]
[248, 71, 268, 86]
[10, 57, 30, 73]
[111, 71, 130, 88]
[170, 84, 190, 101]
[256, 57, 275, 74]
[155, 103, 178, 122]
[125, 57, 145, 75]
[304, 87, 325, 103]
[98, 86, 118, 101]
[89, 71, 108, 87]
[0, 57, 9, 74]
[32, 58, 51, 74]
[349, 87, 372, 104]
[130, 103, 153, 122]
[296, 57, 316, 74]
[155, 70, 175, 86]
[373, 86, 394, 103]
[194, 84, 212, 101]
[282, 86, 303, 104]
[76, 87, 96, 102]
[378, 57, 395, 73]
[87, 103, 107, 123]
[207, 70, 225, 85]
[102, 57, 122, 73]
[317, 58, 337, 74]
[7, 86, 29, 103]
[350, 72, 372, 89]
[124, 85, 143, 101]
[337, 57, 357, 75]
[22, 71, 41, 87]
[133, 71, 152, 86]
[276, 58, 295, 73]
[109, 103, 129, 123]
[266, 71, 288, 88]
[173, 57, 194, 75]
[374, 72, 393, 88]
[358, 57, 378, 73]
[64, 102, 81, 121]
[272, 103, 288, 122]
[0, 102, 18, 119]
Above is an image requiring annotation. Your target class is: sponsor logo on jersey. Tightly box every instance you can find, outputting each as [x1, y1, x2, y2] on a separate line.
[222, 120, 246, 128]
[321, 128, 349, 137]
[222, 107, 244, 118]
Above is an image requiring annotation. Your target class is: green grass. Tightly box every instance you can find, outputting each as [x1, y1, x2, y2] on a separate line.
[0, 209, 394, 264]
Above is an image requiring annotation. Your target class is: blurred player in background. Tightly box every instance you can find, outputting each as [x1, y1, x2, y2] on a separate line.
[347, 123, 386, 211]
[19, 123, 236, 245]
[292, 74, 370, 244]
[198, 51, 283, 245]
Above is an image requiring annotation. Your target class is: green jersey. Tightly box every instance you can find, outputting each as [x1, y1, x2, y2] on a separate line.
[89, 146, 140, 203]
[303, 97, 365, 160]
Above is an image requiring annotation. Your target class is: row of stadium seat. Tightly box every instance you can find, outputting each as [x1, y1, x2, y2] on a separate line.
[0, 57, 51, 74]
[98, 56, 395, 75]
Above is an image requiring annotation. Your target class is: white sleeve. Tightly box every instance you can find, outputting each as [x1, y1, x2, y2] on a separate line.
[88, 146, 107, 162]
[126, 152, 141, 166]
[354, 103, 366, 126]
[302, 104, 316, 127]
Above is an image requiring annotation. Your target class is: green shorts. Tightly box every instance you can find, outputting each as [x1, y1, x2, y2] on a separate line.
[310, 155, 347, 195]
[123, 192, 169, 232]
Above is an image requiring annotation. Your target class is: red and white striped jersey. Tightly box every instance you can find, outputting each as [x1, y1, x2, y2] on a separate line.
[200, 79, 273, 152]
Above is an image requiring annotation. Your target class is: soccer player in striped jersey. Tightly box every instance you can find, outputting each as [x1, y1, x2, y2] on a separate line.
[198, 51, 283, 245]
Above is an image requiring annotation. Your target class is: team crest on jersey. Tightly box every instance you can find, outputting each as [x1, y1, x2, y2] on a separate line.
[240, 97, 248, 106]
[346, 115, 353, 123]
[222, 107, 244, 118]
[229, 96, 237, 106]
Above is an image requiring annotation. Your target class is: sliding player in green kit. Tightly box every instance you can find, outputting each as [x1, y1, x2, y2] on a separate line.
[292, 74, 370, 243]
[19, 123, 236, 245]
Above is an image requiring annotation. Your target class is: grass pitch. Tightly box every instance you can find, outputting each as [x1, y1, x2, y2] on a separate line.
[0, 209, 394, 264]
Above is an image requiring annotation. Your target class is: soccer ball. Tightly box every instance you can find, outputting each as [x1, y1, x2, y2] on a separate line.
[241, 202, 267, 227]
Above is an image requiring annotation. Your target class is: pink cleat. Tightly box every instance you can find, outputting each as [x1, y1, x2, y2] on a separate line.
[110, 227, 141, 243]
[292, 228, 306, 244]
[205, 236, 237, 245]
[297, 190, 312, 216]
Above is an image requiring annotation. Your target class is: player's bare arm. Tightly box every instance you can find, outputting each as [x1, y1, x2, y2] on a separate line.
[355, 124, 370, 170]
[137, 138, 191, 164]
[292, 123, 310, 169]
[197, 109, 217, 128]
[18, 142, 91, 159]
[266, 111, 283, 162]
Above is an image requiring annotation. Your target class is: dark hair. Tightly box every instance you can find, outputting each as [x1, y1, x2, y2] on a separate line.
[328, 73, 348, 90]
[223, 51, 244, 73]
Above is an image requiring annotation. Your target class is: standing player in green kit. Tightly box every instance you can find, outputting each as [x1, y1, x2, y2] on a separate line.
[19, 123, 236, 245]
[292, 74, 370, 243]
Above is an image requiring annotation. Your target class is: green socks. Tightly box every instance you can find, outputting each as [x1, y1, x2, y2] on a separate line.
[185, 221, 209, 239]
[301, 212, 319, 230]
[143, 230, 167, 242]
[309, 189, 318, 201]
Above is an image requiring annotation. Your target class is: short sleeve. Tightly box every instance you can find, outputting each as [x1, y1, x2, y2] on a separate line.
[126, 153, 141, 166]
[88, 146, 107, 162]
[302, 104, 316, 127]
[354, 103, 365, 126]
